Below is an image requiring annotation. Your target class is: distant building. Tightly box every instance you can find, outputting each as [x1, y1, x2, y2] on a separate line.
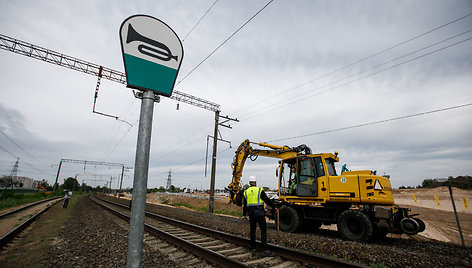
[14, 176, 35, 188]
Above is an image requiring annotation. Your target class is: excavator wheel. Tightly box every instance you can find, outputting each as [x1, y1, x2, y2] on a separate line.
[400, 218, 420, 235]
[415, 218, 426, 233]
[277, 205, 301, 233]
[337, 210, 373, 242]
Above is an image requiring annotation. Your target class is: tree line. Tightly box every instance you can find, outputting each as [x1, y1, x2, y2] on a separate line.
[400, 175, 471, 189]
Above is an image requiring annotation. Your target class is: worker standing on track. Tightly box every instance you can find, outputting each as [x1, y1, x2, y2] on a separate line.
[62, 189, 72, 208]
[243, 176, 276, 257]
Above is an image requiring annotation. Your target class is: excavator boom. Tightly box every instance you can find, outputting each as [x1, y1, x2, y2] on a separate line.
[227, 139, 311, 205]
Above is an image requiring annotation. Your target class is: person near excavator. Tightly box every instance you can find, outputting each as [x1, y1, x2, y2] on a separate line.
[242, 176, 276, 257]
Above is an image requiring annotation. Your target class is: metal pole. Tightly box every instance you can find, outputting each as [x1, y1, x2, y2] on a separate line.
[209, 110, 220, 214]
[53, 160, 62, 192]
[119, 166, 124, 198]
[126, 90, 156, 268]
[448, 181, 465, 246]
[72, 174, 77, 192]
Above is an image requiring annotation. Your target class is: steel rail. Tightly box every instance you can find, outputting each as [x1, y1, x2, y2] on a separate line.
[0, 196, 62, 219]
[0, 198, 62, 248]
[95, 195, 365, 268]
[90, 195, 248, 267]
[0, 33, 220, 112]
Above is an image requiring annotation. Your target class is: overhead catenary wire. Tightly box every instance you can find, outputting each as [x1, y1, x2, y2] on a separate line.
[232, 12, 472, 119]
[102, 118, 139, 162]
[101, 96, 140, 161]
[240, 35, 472, 121]
[152, 146, 233, 180]
[176, 0, 274, 86]
[267, 103, 472, 143]
[182, 0, 219, 42]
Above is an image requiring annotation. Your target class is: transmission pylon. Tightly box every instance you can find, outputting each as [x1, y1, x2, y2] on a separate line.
[166, 169, 172, 190]
[9, 157, 19, 178]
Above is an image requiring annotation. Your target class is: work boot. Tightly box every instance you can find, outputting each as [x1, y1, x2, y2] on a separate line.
[251, 249, 258, 256]
[262, 249, 275, 257]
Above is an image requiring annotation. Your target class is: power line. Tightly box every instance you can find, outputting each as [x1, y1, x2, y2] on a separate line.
[241, 35, 472, 121]
[102, 118, 139, 161]
[182, 0, 219, 42]
[151, 146, 234, 179]
[233, 12, 472, 119]
[176, 0, 274, 86]
[0, 144, 17, 159]
[0, 129, 51, 168]
[267, 103, 472, 143]
[0, 144, 55, 177]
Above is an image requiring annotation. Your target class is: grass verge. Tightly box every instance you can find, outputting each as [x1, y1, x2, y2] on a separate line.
[168, 201, 243, 217]
[0, 191, 63, 211]
[0, 195, 78, 267]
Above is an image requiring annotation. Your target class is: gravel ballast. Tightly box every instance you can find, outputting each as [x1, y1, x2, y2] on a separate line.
[43, 195, 177, 267]
[6, 193, 465, 267]
[101, 194, 471, 268]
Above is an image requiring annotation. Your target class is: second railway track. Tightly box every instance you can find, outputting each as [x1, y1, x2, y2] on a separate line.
[0, 196, 62, 248]
[91, 195, 364, 268]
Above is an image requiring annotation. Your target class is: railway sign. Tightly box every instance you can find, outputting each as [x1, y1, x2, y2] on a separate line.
[120, 15, 184, 96]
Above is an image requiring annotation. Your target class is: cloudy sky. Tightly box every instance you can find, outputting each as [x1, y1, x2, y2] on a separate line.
[1, 0, 471, 191]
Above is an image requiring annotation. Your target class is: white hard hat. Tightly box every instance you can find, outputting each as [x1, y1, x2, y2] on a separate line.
[248, 175, 257, 183]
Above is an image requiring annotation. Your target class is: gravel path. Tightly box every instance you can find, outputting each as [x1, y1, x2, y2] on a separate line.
[43, 195, 176, 267]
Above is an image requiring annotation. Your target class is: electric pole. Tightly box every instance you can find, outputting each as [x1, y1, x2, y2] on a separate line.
[208, 112, 238, 214]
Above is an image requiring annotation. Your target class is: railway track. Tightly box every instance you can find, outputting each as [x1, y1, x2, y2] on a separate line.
[91, 195, 365, 268]
[0, 196, 62, 248]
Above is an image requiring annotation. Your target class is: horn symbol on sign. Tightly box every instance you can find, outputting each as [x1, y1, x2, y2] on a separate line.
[126, 24, 178, 62]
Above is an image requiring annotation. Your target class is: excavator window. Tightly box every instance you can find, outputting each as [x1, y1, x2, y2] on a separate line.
[296, 158, 319, 197]
[280, 160, 297, 196]
[314, 157, 325, 177]
[326, 158, 337, 176]
[299, 158, 316, 185]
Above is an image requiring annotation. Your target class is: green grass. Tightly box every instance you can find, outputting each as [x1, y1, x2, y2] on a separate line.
[0, 195, 78, 267]
[0, 191, 53, 211]
[169, 201, 243, 217]
[0, 190, 83, 211]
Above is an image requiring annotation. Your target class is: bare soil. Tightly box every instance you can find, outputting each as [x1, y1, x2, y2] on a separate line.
[393, 187, 472, 245]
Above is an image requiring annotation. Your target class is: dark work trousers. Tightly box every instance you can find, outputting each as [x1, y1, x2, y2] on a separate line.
[249, 214, 268, 250]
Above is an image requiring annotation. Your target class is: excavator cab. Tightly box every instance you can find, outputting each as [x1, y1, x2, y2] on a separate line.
[279, 157, 321, 197]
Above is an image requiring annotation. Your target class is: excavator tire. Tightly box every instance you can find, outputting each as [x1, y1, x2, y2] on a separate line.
[415, 218, 426, 233]
[277, 205, 301, 233]
[337, 210, 373, 242]
[400, 218, 420, 235]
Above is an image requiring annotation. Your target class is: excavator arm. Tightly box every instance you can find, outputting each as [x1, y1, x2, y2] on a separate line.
[227, 139, 311, 205]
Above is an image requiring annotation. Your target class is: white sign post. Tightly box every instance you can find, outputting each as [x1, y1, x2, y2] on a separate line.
[120, 15, 183, 268]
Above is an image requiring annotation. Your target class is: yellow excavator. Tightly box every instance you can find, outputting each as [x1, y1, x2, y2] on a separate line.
[227, 139, 425, 242]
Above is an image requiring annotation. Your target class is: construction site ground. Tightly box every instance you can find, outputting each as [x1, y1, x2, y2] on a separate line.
[144, 186, 472, 246]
